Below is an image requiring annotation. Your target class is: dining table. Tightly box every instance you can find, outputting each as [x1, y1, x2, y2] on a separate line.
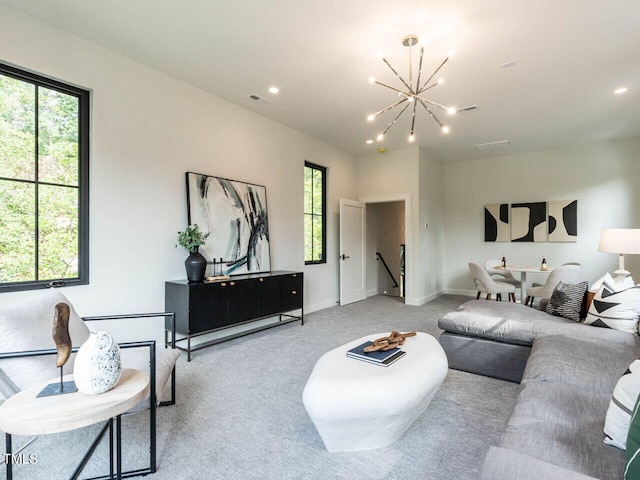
[493, 265, 553, 303]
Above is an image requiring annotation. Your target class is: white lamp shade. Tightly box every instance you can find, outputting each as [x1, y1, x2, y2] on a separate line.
[598, 229, 640, 254]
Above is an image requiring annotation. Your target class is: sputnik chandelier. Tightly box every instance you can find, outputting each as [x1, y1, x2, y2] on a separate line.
[368, 34, 474, 143]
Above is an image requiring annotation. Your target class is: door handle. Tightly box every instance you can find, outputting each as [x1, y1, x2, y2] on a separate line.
[340, 254, 350, 260]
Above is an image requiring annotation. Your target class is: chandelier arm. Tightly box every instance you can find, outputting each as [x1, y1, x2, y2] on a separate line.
[418, 100, 444, 128]
[418, 81, 440, 94]
[415, 96, 451, 112]
[382, 58, 415, 94]
[410, 100, 418, 135]
[415, 47, 424, 94]
[374, 80, 412, 97]
[381, 102, 411, 136]
[418, 57, 449, 93]
[371, 98, 408, 118]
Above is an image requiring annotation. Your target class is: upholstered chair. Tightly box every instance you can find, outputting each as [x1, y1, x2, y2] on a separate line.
[484, 259, 521, 288]
[469, 262, 517, 302]
[525, 264, 582, 307]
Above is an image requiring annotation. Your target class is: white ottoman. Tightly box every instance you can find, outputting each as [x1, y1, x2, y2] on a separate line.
[302, 332, 448, 452]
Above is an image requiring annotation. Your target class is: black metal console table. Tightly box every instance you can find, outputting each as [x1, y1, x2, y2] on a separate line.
[165, 271, 303, 361]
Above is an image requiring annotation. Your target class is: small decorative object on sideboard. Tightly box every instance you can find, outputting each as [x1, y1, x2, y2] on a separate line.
[501, 257, 507, 268]
[74, 331, 122, 395]
[541, 257, 548, 271]
[176, 224, 210, 283]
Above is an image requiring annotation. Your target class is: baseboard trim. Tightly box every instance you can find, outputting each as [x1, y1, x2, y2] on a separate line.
[304, 299, 339, 313]
[405, 290, 445, 306]
[444, 289, 477, 297]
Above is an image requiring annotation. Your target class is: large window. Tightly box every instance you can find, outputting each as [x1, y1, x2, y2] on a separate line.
[0, 63, 89, 291]
[304, 161, 326, 264]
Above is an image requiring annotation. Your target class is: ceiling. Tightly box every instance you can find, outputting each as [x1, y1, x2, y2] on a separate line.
[3, 0, 639, 161]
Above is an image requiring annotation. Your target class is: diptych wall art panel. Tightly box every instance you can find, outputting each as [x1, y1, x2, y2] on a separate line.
[548, 200, 578, 242]
[484, 203, 510, 242]
[186, 172, 270, 275]
[511, 202, 547, 242]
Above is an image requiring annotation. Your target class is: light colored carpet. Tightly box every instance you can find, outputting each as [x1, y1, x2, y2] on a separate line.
[4, 294, 520, 479]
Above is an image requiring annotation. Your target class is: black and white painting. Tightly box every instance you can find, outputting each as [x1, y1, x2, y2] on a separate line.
[484, 203, 510, 242]
[511, 202, 547, 242]
[186, 172, 270, 275]
[548, 200, 577, 242]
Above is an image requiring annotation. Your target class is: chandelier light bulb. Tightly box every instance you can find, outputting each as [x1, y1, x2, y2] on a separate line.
[438, 78, 445, 85]
[614, 87, 628, 95]
[409, 134, 415, 143]
[442, 126, 450, 134]
[268, 86, 279, 94]
[448, 49, 456, 58]
[377, 133, 384, 142]
[366, 139, 373, 144]
[407, 95, 414, 102]
[369, 77, 376, 84]
[447, 107, 456, 114]
[367, 114, 375, 121]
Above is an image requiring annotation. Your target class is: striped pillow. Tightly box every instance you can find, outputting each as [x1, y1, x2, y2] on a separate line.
[545, 281, 588, 322]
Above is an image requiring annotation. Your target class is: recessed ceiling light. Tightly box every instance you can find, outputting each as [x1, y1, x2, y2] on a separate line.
[268, 86, 279, 94]
[366, 139, 373, 144]
[614, 87, 628, 95]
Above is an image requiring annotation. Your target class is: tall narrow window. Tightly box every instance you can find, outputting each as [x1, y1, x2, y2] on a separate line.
[0, 63, 90, 291]
[304, 161, 326, 264]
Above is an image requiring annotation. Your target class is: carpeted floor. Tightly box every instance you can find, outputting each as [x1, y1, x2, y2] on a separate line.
[4, 294, 521, 479]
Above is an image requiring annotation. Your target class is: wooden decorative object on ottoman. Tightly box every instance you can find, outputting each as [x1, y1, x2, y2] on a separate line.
[302, 332, 448, 452]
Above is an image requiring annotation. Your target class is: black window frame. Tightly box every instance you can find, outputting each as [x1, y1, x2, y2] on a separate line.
[0, 62, 90, 292]
[304, 161, 327, 265]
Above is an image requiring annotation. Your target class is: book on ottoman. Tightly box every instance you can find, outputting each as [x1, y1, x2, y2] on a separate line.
[346, 341, 406, 367]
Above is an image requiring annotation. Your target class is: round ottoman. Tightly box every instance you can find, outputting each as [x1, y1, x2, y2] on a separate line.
[302, 332, 448, 452]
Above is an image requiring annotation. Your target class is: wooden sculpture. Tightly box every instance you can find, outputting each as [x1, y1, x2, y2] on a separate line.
[53, 302, 72, 367]
[363, 331, 417, 352]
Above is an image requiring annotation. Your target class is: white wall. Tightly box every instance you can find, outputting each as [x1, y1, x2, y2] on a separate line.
[357, 146, 445, 305]
[0, 6, 357, 336]
[443, 137, 640, 295]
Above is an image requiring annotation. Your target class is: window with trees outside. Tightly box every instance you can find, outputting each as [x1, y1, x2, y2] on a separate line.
[0, 63, 90, 292]
[304, 161, 326, 264]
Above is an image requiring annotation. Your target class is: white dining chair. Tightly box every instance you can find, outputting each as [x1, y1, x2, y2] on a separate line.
[525, 264, 582, 307]
[484, 259, 521, 288]
[469, 262, 516, 302]
[531, 262, 582, 287]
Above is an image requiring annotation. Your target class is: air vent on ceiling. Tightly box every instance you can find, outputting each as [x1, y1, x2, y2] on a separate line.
[247, 93, 271, 105]
[474, 140, 511, 151]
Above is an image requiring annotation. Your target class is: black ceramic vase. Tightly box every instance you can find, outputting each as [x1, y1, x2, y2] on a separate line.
[185, 248, 207, 282]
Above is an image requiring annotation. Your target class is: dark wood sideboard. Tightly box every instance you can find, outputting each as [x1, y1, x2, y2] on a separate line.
[165, 271, 303, 360]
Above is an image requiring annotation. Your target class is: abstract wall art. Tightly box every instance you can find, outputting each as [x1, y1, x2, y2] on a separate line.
[484, 203, 510, 242]
[548, 200, 578, 242]
[186, 172, 270, 275]
[510, 202, 547, 242]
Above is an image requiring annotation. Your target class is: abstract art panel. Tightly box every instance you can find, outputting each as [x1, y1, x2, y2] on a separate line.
[548, 200, 577, 242]
[511, 202, 547, 242]
[186, 172, 270, 275]
[484, 203, 510, 242]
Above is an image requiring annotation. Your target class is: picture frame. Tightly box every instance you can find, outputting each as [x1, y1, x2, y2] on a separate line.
[186, 172, 271, 275]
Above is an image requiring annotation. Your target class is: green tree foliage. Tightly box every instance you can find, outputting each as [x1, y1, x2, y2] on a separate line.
[0, 73, 80, 283]
[304, 165, 324, 262]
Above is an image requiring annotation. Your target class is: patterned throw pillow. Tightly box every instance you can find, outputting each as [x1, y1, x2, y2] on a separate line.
[605, 360, 640, 449]
[584, 281, 640, 334]
[545, 281, 589, 322]
[625, 395, 640, 479]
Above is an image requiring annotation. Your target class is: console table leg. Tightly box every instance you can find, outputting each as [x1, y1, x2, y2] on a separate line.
[116, 415, 122, 480]
[109, 417, 114, 479]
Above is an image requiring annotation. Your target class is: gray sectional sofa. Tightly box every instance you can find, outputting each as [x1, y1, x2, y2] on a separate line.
[438, 300, 640, 479]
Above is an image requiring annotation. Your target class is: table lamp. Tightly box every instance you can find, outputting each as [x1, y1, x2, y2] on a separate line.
[598, 228, 640, 280]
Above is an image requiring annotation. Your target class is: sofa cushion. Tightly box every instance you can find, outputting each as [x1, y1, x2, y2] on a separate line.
[481, 446, 600, 480]
[498, 381, 625, 479]
[584, 282, 640, 334]
[546, 281, 589, 322]
[438, 300, 637, 347]
[626, 396, 640, 479]
[522, 335, 639, 394]
[604, 359, 640, 449]
[0, 289, 90, 399]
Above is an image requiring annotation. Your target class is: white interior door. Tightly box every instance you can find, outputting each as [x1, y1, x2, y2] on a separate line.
[339, 199, 366, 306]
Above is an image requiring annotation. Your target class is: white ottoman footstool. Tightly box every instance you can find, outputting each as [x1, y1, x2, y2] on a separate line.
[302, 332, 448, 452]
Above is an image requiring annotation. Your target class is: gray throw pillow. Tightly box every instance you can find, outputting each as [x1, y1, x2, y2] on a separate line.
[546, 280, 589, 322]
